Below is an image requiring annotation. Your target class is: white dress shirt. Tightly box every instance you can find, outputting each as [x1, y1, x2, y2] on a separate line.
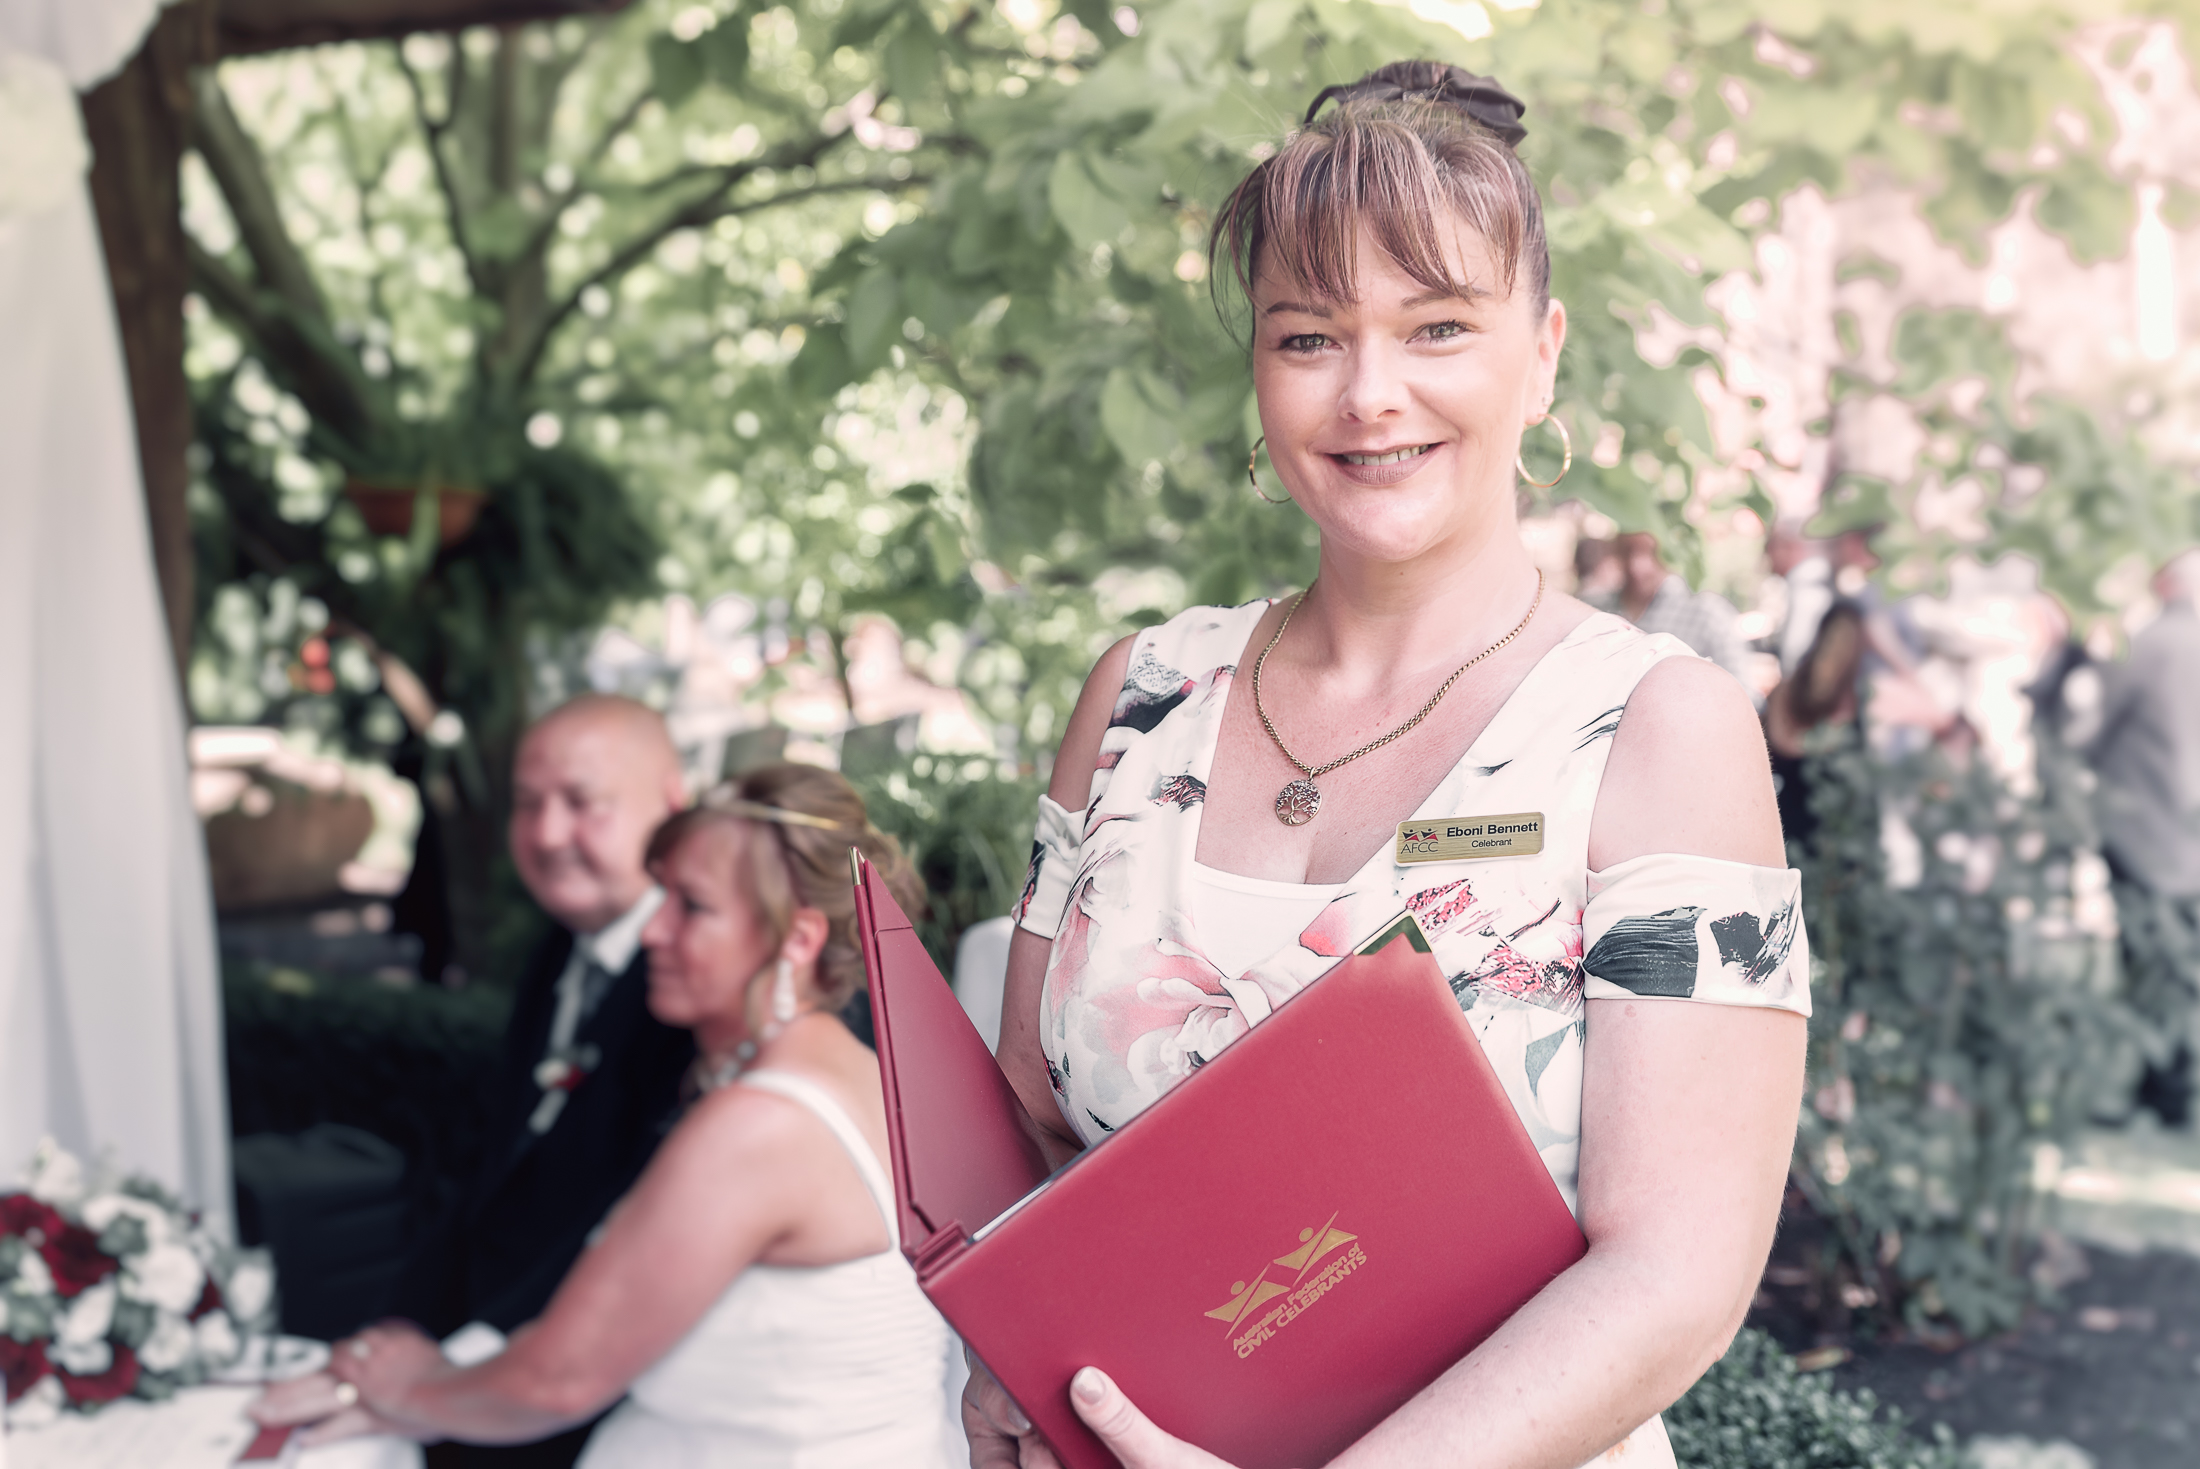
[527, 886, 665, 1135]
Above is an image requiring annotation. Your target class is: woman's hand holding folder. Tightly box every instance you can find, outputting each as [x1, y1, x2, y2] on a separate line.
[967, 1358, 1244, 1469]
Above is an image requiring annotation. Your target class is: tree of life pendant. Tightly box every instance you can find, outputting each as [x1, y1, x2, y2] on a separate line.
[1274, 779, 1322, 826]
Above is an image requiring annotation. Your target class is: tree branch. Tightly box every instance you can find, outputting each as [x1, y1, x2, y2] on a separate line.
[515, 129, 841, 381]
[516, 167, 928, 387]
[490, 27, 522, 194]
[189, 71, 328, 324]
[187, 237, 383, 448]
[506, 84, 652, 280]
[396, 45, 491, 300]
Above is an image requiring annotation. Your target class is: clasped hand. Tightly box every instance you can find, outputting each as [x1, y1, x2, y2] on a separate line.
[965, 1353, 1255, 1469]
[249, 1321, 444, 1447]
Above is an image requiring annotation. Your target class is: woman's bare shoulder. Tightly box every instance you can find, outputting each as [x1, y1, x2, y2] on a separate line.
[1047, 634, 1138, 808]
[650, 1078, 819, 1188]
[1589, 654, 1783, 869]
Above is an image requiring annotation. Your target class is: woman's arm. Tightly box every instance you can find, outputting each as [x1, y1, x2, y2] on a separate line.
[995, 634, 1137, 1159]
[1066, 656, 1808, 1469]
[339, 1085, 865, 1444]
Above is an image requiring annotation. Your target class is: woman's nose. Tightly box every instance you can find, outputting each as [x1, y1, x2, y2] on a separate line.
[1336, 342, 1409, 422]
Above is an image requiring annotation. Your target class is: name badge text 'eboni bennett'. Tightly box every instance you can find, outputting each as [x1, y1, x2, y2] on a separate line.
[1393, 813, 1545, 865]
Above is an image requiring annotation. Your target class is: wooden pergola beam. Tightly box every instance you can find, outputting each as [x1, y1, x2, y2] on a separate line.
[216, 0, 632, 57]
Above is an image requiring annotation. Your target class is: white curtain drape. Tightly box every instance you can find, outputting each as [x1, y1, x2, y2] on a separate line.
[0, 0, 230, 1232]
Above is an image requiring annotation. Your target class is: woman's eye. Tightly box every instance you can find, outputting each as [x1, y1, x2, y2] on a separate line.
[1420, 320, 1468, 342]
[1279, 333, 1330, 354]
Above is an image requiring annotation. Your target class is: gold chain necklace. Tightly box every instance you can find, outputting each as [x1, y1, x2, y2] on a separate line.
[1252, 569, 1544, 827]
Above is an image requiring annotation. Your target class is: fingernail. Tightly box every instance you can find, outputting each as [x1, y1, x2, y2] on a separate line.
[1072, 1367, 1106, 1405]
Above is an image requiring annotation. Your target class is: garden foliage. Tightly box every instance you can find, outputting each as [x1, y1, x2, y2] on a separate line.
[182, 0, 2184, 961]
[1789, 734, 2148, 1337]
[1665, 1328, 1960, 1469]
[851, 762, 1043, 969]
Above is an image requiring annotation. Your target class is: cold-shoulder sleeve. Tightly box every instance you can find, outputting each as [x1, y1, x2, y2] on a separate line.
[1580, 853, 1811, 1015]
[1013, 794, 1082, 940]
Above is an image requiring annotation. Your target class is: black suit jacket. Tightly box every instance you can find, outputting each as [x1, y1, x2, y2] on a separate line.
[389, 925, 695, 1337]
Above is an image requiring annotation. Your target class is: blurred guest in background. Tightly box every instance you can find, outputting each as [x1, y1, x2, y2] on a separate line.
[381, 695, 694, 1468]
[1597, 531, 1756, 694]
[1572, 532, 1623, 604]
[255, 765, 961, 1468]
[2086, 550, 2200, 1128]
[1811, 522, 1960, 756]
[1765, 521, 1834, 678]
[1762, 600, 1866, 851]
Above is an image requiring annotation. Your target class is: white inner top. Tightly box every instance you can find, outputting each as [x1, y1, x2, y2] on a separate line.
[1185, 860, 1344, 979]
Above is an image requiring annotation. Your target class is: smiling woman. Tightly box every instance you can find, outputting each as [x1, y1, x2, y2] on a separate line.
[978, 61, 1810, 1469]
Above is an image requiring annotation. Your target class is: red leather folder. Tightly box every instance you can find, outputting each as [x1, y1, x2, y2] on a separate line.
[855, 857, 1586, 1469]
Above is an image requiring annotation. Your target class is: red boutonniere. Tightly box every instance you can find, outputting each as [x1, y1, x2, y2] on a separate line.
[533, 1043, 602, 1094]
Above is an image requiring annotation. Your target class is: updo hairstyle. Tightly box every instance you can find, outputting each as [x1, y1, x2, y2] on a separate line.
[1211, 61, 1550, 323]
[645, 762, 924, 1009]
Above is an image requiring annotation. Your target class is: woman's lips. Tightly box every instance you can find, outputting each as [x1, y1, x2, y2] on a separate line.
[1323, 441, 1442, 486]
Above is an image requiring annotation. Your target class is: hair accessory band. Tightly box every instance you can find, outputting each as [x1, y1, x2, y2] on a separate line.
[698, 787, 848, 830]
[1301, 66, 1528, 146]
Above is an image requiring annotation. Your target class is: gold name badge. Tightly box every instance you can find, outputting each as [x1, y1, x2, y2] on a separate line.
[1394, 812, 1546, 864]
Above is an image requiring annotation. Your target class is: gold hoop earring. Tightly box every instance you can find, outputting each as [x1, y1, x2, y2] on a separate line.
[1516, 413, 1572, 490]
[1247, 437, 1287, 505]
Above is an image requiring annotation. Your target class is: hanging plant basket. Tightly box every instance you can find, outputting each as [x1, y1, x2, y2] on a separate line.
[342, 478, 488, 548]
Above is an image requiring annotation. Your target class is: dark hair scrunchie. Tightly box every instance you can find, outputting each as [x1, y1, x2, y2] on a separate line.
[1301, 60, 1527, 147]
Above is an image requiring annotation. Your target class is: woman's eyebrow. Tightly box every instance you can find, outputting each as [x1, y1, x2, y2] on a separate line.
[1399, 286, 1487, 307]
[1262, 299, 1333, 318]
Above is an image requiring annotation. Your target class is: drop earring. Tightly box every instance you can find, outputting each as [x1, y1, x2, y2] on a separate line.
[1515, 411, 1572, 489]
[1247, 437, 1288, 505]
[771, 957, 797, 1025]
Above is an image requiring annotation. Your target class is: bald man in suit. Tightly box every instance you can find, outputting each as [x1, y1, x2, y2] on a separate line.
[388, 696, 696, 1468]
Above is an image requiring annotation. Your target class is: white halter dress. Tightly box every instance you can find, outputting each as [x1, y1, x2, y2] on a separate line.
[1014, 601, 1814, 1468]
[576, 1069, 962, 1469]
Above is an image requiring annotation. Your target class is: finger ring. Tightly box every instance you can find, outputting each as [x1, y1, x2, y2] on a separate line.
[333, 1382, 360, 1408]
[349, 1339, 373, 1361]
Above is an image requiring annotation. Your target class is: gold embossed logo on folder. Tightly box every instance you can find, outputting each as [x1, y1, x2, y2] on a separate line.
[1205, 1211, 1369, 1359]
[1394, 812, 1545, 865]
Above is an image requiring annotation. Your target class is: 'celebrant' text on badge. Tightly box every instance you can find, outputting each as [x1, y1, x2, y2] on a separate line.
[1394, 813, 1545, 864]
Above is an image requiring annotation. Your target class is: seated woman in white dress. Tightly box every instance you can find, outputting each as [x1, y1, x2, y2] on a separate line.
[252, 764, 961, 1469]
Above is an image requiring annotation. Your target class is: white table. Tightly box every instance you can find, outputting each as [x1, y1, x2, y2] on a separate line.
[5, 1385, 422, 1469]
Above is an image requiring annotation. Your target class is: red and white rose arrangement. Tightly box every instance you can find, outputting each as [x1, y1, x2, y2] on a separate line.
[1, 1139, 277, 1426]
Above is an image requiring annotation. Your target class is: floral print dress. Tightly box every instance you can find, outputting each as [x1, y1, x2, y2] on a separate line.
[1013, 599, 1814, 1465]
[1020, 598, 1810, 1185]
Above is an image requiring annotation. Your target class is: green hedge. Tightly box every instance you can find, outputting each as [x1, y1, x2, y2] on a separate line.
[1792, 734, 2149, 1335]
[1668, 1330, 1959, 1469]
[224, 962, 511, 1216]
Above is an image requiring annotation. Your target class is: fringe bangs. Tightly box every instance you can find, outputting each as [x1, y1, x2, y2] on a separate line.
[1213, 98, 1546, 320]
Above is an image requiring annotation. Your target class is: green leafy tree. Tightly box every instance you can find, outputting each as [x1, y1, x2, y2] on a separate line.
[188, 1, 2188, 1002]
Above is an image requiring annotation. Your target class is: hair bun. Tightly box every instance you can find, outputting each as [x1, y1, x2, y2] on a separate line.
[1301, 61, 1527, 147]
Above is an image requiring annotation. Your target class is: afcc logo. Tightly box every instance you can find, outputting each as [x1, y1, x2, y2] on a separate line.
[1203, 1212, 1368, 1359]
